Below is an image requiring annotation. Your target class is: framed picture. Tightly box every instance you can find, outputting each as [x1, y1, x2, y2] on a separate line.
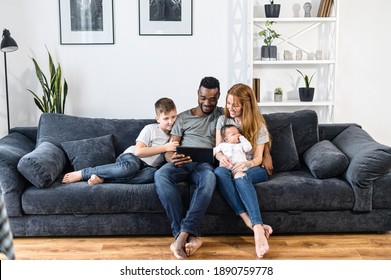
[59, 0, 114, 45]
[139, 0, 192, 36]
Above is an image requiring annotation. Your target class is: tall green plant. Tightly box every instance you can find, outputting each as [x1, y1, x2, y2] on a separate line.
[296, 69, 315, 89]
[258, 20, 280, 46]
[27, 48, 68, 113]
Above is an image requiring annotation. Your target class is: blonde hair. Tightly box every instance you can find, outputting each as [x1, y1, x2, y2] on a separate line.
[224, 83, 271, 149]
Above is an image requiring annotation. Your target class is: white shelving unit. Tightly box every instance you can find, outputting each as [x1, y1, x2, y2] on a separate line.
[247, 0, 339, 123]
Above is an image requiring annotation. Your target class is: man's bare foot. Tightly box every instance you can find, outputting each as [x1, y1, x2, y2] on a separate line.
[170, 232, 188, 260]
[253, 224, 269, 258]
[88, 174, 104, 186]
[62, 171, 82, 184]
[185, 236, 203, 256]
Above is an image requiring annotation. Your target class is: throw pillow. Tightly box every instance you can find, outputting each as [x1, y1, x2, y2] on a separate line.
[332, 126, 391, 187]
[303, 140, 349, 179]
[17, 141, 66, 189]
[269, 122, 300, 172]
[61, 134, 116, 170]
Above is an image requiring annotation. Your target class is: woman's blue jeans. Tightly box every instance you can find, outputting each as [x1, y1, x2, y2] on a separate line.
[214, 166, 268, 226]
[154, 162, 216, 239]
[81, 153, 156, 184]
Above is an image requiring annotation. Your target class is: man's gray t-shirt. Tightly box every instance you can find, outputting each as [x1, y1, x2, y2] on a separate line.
[171, 107, 224, 148]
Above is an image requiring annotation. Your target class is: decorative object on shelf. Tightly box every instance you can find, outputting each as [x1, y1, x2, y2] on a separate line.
[139, 0, 193, 36]
[274, 87, 283, 102]
[259, 20, 280, 60]
[315, 50, 323, 60]
[27, 48, 68, 113]
[59, 0, 114, 44]
[297, 69, 315, 102]
[317, 0, 334, 17]
[264, 0, 281, 18]
[296, 50, 303, 60]
[252, 78, 261, 102]
[1, 28, 18, 134]
[284, 50, 292, 60]
[303, 2, 312, 17]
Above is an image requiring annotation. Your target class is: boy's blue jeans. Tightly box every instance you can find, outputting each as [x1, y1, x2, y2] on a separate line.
[214, 166, 268, 226]
[81, 153, 156, 184]
[154, 162, 216, 238]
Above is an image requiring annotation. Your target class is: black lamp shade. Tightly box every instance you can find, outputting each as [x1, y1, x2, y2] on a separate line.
[1, 29, 18, 52]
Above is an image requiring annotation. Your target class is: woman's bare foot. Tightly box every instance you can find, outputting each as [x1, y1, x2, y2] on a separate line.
[170, 232, 188, 260]
[87, 174, 104, 186]
[263, 224, 273, 238]
[253, 224, 269, 258]
[62, 171, 82, 184]
[185, 236, 203, 256]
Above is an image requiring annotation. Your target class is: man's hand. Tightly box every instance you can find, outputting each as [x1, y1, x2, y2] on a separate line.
[169, 152, 192, 167]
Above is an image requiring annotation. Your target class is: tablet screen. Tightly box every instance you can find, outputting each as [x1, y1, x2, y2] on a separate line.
[176, 146, 214, 164]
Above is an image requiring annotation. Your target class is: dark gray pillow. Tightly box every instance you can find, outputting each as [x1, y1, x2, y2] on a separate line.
[269, 123, 300, 172]
[17, 142, 66, 188]
[303, 140, 349, 179]
[332, 126, 391, 187]
[61, 134, 116, 170]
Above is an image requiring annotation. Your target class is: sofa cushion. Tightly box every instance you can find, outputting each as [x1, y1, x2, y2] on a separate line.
[269, 123, 300, 172]
[17, 142, 66, 188]
[303, 140, 349, 179]
[264, 110, 319, 156]
[332, 126, 391, 187]
[332, 125, 391, 211]
[61, 135, 116, 170]
[36, 113, 156, 156]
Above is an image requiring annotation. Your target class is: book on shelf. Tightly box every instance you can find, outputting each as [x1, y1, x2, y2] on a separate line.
[317, 0, 334, 17]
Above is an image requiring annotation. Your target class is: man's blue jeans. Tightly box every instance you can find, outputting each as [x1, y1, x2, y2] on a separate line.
[81, 153, 156, 184]
[154, 162, 216, 238]
[214, 166, 268, 226]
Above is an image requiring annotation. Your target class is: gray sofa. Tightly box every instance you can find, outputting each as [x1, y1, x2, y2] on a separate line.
[0, 110, 390, 237]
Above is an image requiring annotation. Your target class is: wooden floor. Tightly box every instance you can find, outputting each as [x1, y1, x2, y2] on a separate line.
[3, 232, 391, 260]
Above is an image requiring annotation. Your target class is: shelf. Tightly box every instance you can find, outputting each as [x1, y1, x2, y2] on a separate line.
[253, 60, 335, 65]
[254, 17, 337, 22]
[259, 100, 334, 107]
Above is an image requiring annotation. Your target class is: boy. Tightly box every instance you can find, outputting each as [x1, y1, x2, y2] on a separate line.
[213, 125, 252, 178]
[62, 97, 178, 185]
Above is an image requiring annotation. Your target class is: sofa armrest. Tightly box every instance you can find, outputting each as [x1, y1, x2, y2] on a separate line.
[318, 123, 361, 141]
[0, 132, 36, 217]
[332, 126, 391, 212]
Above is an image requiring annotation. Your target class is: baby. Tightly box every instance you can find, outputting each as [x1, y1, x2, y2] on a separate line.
[214, 125, 252, 178]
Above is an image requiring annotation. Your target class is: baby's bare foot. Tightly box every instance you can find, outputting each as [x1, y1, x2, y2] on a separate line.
[185, 236, 203, 256]
[62, 171, 82, 184]
[87, 174, 104, 186]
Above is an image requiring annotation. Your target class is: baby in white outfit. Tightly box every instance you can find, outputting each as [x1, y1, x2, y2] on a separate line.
[214, 125, 252, 178]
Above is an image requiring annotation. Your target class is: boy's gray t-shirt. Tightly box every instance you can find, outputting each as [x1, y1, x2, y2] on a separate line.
[123, 123, 170, 167]
[171, 107, 224, 148]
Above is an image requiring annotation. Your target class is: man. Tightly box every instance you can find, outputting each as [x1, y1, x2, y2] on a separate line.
[154, 76, 223, 260]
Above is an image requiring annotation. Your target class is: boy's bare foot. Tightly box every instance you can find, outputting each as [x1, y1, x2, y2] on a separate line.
[88, 174, 104, 186]
[185, 236, 203, 256]
[62, 171, 82, 184]
[170, 232, 188, 260]
[253, 224, 269, 258]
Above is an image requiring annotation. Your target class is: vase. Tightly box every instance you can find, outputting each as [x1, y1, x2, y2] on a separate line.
[274, 94, 283, 102]
[299, 87, 315, 102]
[261, 45, 277, 60]
[265, 4, 281, 18]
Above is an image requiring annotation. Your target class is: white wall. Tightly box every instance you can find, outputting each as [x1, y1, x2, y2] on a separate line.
[1, 0, 391, 146]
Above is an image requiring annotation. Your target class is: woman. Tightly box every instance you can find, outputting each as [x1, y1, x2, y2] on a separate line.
[214, 83, 273, 258]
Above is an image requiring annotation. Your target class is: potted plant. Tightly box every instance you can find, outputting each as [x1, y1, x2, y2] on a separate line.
[274, 87, 283, 102]
[265, 0, 281, 18]
[296, 69, 315, 102]
[27, 48, 68, 113]
[259, 20, 280, 60]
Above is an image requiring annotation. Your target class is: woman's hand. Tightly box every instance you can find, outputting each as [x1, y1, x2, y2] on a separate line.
[231, 161, 251, 174]
[216, 153, 232, 168]
[261, 151, 273, 175]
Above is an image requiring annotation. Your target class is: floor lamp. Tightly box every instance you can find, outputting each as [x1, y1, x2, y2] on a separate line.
[1, 29, 18, 134]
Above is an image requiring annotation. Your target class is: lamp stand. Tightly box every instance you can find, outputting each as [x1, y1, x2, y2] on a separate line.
[3, 52, 10, 134]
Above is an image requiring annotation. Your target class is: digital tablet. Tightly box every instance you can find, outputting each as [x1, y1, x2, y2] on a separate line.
[176, 146, 214, 164]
